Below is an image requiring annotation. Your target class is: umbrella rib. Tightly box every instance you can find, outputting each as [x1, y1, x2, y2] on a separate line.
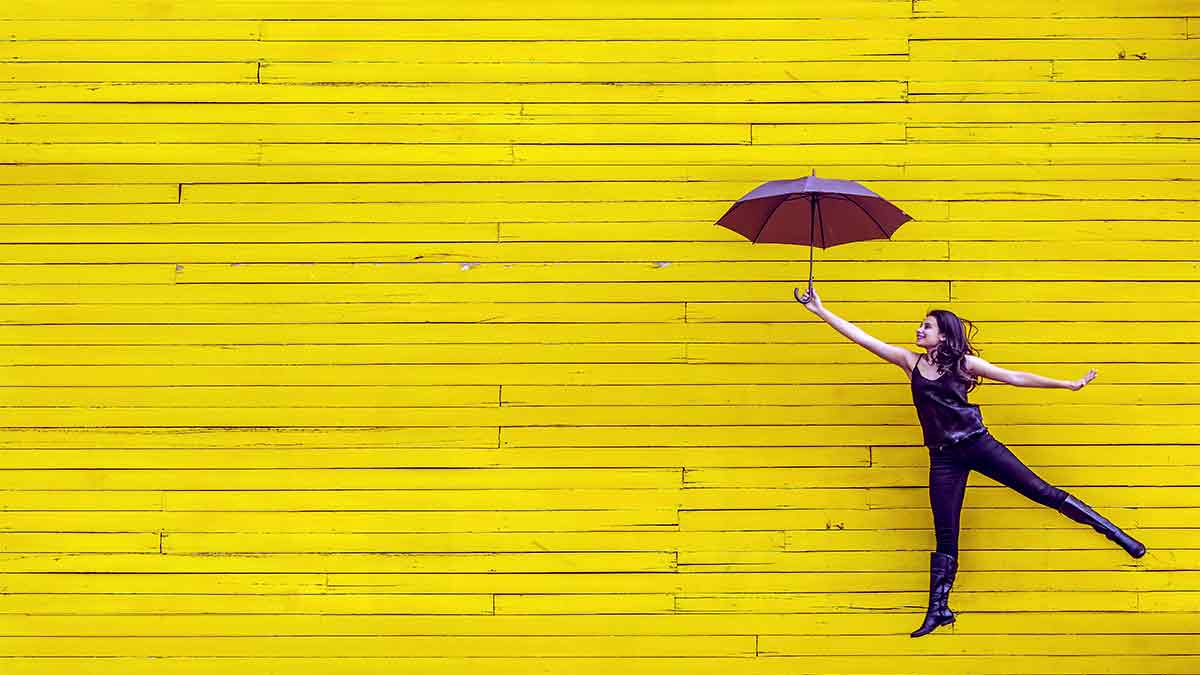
[844, 194, 892, 239]
[816, 196, 827, 248]
[752, 196, 791, 244]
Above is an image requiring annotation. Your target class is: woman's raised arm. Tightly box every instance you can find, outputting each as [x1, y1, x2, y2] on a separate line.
[798, 287, 915, 371]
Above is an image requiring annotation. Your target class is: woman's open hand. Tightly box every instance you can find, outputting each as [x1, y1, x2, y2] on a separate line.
[794, 285, 823, 314]
[1070, 368, 1098, 391]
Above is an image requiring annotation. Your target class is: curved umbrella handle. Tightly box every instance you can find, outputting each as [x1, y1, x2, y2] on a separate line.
[794, 280, 814, 305]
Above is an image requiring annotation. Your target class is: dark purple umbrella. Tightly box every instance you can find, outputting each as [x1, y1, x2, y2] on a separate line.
[715, 172, 912, 303]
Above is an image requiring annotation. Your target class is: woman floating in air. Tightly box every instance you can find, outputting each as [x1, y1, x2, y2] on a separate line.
[797, 287, 1146, 637]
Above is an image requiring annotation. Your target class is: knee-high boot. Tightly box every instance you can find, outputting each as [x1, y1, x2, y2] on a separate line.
[911, 551, 957, 638]
[1057, 494, 1146, 558]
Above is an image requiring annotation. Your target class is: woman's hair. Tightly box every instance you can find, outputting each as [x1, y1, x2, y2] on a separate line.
[926, 309, 982, 394]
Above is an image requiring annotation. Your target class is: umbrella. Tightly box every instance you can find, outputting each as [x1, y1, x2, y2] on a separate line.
[715, 171, 912, 303]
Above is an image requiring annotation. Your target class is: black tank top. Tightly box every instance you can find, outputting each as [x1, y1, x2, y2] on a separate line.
[910, 353, 987, 451]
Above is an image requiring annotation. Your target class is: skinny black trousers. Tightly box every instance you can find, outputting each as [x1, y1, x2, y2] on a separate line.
[928, 429, 1070, 558]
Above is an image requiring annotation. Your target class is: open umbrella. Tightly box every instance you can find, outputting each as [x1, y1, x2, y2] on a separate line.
[715, 172, 912, 303]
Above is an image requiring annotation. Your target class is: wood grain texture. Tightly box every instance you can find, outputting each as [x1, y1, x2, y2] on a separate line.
[0, 1, 1195, 672]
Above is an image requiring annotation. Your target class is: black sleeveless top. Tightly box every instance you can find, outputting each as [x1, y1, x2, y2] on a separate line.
[910, 353, 987, 451]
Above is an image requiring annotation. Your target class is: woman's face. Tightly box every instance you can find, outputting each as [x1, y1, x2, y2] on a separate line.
[916, 315, 944, 351]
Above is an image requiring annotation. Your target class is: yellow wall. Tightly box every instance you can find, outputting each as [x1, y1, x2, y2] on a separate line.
[0, 1, 1197, 672]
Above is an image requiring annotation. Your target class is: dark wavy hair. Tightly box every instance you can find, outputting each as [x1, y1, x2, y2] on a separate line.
[926, 309, 983, 394]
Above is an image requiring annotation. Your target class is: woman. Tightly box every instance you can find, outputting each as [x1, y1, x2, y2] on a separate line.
[797, 287, 1146, 638]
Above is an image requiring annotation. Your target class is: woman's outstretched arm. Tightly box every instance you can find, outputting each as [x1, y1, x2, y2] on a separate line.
[798, 287, 914, 371]
[965, 354, 1097, 391]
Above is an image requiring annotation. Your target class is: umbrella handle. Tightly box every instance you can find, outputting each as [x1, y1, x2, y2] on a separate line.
[794, 279, 815, 305]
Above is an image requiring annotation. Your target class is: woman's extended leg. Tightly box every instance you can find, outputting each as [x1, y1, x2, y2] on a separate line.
[963, 431, 1145, 558]
[961, 431, 1069, 509]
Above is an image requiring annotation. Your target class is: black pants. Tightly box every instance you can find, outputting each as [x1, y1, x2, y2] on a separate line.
[928, 429, 1070, 558]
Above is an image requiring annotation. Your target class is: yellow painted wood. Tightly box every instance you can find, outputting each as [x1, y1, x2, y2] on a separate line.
[259, 61, 1052, 84]
[910, 80, 1200, 101]
[911, 38, 1200, 60]
[0, 656, 1198, 675]
[0, 39, 913, 63]
[0, 322, 1194, 347]
[182, 180, 1200, 202]
[0, 610, 1193, 634]
[0, 19, 260, 39]
[914, 0, 1200, 18]
[2, 2, 914, 21]
[2, 4, 1197, 671]
[0, 63, 256, 82]
[0, 402, 1191, 427]
[0, 81, 907, 103]
[0, 185, 178, 204]
[1, 123, 755, 144]
[2, 163, 1199, 187]
[260, 19, 920, 41]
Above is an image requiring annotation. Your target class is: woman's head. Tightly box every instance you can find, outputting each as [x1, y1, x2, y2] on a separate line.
[917, 310, 982, 392]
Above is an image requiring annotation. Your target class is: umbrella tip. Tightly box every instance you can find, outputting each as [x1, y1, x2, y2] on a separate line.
[810, 168, 816, 176]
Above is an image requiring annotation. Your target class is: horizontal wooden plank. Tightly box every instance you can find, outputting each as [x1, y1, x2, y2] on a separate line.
[1, 198, 1197, 225]
[675, 549, 1193, 574]
[905, 122, 1200, 143]
[0, 403, 1191, 428]
[0, 610, 1193, 636]
[2, 341, 1197, 366]
[914, 0, 1200, 18]
[8, 101, 1200, 125]
[1054, 59, 1200, 81]
[504, 424, 1200, 447]
[0, 511, 684, 534]
[910, 38, 1200, 60]
[2, 123, 755, 144]
[0, 634, 761, 657]
[0, 280, 936, 303]
[683, 465, 1200, 488]
[0, 466, 681, 488]
[689, 301, 1200, 323]
[1, 363, 1196, 387]
[258, 61, 1051, 83]
[3, 566, 1194, 593]
[0, 631, 1179, 658]
[181, 180, 1200, 202]
[910, 80, 1200, 101]
[0, 63, 256, 82]
[2, 2, 913, 21]
[67, 260, 1200, 283]
[0, 185, 178, 204]
[261, 19, 921, 41]
[0, 81, 907, 103]
[1, 656, 1198, 675]
[0, 276, 1189, 307]
[0, 443, 1183, 470]
[0, 487, 691, 509]
[0, 39, 911, 63]
[6, 531, 787, 554]
[0, 322, 1192, 346]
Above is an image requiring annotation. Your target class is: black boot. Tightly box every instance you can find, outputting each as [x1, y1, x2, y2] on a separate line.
[1057, 494, 1146, 559]
[911, 551, 957, 638]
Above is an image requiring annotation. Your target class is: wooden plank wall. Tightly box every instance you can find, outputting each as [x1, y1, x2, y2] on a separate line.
[0, 1, 1197, 672]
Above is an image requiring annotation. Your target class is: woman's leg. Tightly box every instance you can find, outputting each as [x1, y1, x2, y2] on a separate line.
[928, 448, 970, 558]
[961, 431, 1068, 509]
[962, 431, 1145, 558]
[913, 449, 969, 637]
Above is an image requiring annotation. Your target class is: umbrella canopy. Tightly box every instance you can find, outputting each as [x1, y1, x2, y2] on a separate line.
[715, 173, 912, 301]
